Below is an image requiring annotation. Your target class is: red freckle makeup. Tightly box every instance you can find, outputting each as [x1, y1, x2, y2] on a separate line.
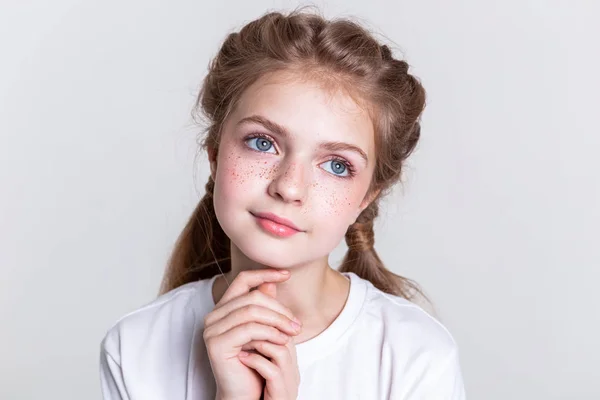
[209, 70, 376, 274]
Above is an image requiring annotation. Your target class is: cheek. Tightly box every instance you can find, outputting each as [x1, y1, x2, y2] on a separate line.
[306, 178, 366, 225]
[214, 147, 277, 199]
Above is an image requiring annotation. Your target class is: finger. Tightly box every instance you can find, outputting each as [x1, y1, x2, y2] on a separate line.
[238, 351, 286, 393]
[217, 269, 290, 306]
[257, 284, 298, 366]
[250, 339, 298, 378]
[205, 289, 299, 327]
[211, 322, 290, 352]
[241, 340, 292, 368]
[203, 304, 302, 339]
[258, 282, 277, 298]
[286, 335, 298, 366]
[240, 341, 300, 399]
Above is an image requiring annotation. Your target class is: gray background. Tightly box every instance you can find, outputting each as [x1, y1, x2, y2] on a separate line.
[1, 0, 599, 399]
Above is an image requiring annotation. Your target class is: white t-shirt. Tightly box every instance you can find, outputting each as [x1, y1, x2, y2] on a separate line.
[99, 272, 466, 399]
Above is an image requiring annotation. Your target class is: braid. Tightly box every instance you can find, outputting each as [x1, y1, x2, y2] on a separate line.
[159, 176, 231, 295]
[380, 44, 394, 61]
[345, 202, 378, 253]
[340, 199, 426, 302]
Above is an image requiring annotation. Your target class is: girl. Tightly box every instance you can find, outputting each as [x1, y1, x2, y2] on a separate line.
[100, 8, 466, 400]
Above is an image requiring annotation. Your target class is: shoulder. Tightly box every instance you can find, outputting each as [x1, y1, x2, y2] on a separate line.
[100, 279, 213, 361]
[354, 276, 465, 397]
[358, 275, 460, 364]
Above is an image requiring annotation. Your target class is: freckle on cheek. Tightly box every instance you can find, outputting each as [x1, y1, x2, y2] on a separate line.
[265, 165, 278, 180]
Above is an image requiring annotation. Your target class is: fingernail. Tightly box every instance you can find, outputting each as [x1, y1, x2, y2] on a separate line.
[239, 351, 250, 358]
[279, 270, 290, 275]
[291, 321, 302, 332]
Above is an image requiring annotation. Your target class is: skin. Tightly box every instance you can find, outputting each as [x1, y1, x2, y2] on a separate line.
[206, 69, 379, 398]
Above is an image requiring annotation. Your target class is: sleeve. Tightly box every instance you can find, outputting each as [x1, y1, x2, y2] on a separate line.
[397, 348, 466, 400]
[99, 339, 131, 400]
[426, 349, 466, 399]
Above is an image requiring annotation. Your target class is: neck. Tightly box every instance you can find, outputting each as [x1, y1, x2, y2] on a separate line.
[212, 243, 351, 343]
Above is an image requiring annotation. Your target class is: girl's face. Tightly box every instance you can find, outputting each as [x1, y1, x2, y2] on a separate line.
[211, 71, 377, 268]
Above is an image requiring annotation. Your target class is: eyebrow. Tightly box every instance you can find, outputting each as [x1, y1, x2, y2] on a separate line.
[236, 114, 369, 165]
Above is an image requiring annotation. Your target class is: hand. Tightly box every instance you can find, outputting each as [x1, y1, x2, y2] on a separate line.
[237, 282, 301, 400]
[203, 269, 302, 400]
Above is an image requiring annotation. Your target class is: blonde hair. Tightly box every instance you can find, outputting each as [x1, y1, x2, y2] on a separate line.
[160, 7, 428, 302]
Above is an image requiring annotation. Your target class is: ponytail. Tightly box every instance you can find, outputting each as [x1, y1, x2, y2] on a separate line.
[340, 201, 427, 303]
[158, 177, 231, 295]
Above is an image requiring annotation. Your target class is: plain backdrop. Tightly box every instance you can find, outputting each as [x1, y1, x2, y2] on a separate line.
[1, 1, 599, 399]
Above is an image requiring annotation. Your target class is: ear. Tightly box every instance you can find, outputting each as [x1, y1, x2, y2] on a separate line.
[207, 146, 218, 181]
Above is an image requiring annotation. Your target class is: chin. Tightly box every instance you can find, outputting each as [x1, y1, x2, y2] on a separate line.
[235, 237, 305, 269]
[238, 240, 307, 269]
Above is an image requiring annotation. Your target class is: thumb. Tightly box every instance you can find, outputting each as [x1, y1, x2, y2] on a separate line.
[257, 282, 277, 298]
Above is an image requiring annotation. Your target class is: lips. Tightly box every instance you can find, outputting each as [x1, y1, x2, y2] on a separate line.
[250, 211, 304, 238]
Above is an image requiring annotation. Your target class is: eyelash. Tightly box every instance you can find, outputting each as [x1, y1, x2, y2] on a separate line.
[325, 157, 356, 178]
[243, 132, 356, 179]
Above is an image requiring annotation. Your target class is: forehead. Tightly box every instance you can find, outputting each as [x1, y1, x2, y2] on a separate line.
[229, 70, 375, 155]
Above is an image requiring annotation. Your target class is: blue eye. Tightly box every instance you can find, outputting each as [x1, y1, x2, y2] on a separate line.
[246, 136, 276, 153]
[320, 159, 349, 177]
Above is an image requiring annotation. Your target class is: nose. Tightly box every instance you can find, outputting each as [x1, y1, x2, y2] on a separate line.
[267, 159, 309, 205]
